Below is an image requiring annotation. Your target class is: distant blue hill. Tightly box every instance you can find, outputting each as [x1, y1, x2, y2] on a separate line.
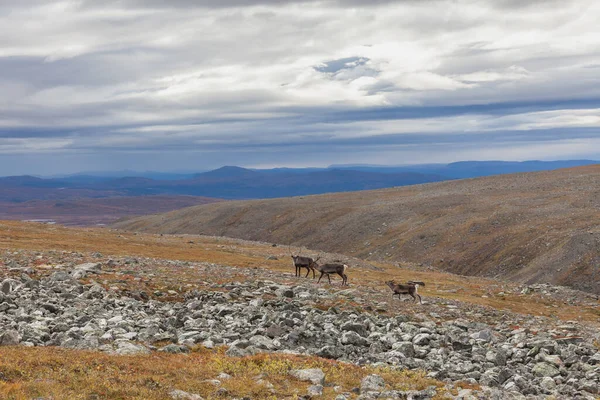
[328, 160, 599, 178]
[1, 160, 598, 202]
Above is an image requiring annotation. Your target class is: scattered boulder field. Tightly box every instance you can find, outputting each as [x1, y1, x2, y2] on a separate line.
[1, 247, 599, 399]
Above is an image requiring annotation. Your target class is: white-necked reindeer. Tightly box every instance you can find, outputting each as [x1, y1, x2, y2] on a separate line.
[385, 280, 425, 303]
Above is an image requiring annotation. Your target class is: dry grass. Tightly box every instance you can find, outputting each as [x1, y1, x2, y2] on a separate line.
[0, 196, 222, 226]
[0, 346, 450, 400]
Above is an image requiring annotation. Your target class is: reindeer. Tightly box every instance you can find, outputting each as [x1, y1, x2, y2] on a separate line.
[385, 280, 425, 303]
[289, 246, 318, 278]
[313, 262, 349, 286]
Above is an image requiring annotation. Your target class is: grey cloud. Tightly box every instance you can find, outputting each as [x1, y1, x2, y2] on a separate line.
[77, 0, 435, 10]
[0, 0, 599, 174]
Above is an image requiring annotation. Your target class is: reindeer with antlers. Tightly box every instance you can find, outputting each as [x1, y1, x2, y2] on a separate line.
[289, 246, 319, 278]
[385, 280, 425, 303]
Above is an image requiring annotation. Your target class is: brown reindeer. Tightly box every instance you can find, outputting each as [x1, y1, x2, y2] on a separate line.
[313, 262, 349, 286]
[385, 280, 425, 303]
[289, 247, 319, 278]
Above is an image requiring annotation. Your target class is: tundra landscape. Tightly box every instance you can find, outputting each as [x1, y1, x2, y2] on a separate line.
[116, 165, 600, 295]
[2, 0, 600, 398]
[1, 166, 600, 399]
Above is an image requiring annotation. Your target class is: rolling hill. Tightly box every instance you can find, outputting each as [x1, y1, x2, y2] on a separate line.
[0, 167, 447, 201]
[6, 160, 599, 203]
[114, 165, 600, 294]
[0, 196, 222, 226]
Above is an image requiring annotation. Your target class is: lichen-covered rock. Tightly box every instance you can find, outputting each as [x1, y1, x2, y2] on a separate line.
[0, 329, 21, 345]
[290, 368, 325, 385]
[360, 374, 385, 393]
[532, 362, 560, 377]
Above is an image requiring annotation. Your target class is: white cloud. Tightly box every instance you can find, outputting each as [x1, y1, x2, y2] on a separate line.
[0, 0, 599, 172]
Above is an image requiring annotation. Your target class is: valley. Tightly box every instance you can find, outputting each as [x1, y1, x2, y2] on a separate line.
[0, 195, 222, 226]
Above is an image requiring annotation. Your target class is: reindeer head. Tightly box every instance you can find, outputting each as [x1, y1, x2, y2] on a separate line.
[385, 280, 396, 289]
[309, 255, 321, 267]
[289, 244, 300, 261]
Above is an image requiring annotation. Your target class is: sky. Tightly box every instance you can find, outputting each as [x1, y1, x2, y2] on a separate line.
[1, 0, 599, 175]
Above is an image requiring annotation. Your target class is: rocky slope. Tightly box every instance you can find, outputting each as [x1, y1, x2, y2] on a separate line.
[114, 165, 600, 295]
[2, 249, 599, 399]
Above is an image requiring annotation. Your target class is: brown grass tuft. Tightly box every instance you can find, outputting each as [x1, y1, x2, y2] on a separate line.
[0, 347, 450, 400]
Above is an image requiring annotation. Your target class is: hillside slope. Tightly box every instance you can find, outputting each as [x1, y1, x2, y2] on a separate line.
[114, 165, 600, 294]
[0, 195, 222, 226]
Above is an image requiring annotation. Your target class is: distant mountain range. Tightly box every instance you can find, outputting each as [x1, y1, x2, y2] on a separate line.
[327, 159, 600, 178]
[1, 160, 598, 202]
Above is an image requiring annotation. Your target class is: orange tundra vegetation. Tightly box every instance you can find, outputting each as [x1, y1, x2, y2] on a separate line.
[0, 346, 455, 399]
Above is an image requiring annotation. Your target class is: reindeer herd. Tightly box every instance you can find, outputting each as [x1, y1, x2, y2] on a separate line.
[289, 247, 425, 303]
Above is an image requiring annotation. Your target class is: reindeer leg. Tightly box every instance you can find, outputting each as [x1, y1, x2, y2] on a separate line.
[327, 274, 331, 284]
[317, 271, 324, 283]
[312, 267, 315, 279]
[417, 294, 422, 304]
[305, 267, 310, 278]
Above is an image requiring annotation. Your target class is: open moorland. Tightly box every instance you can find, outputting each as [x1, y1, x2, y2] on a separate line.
[114, 165, 600, 295]
[0, 196, 221, 226]
[0, 220, 599, 399]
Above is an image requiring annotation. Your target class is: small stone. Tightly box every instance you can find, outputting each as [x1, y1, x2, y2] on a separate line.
[1, 279, 19, 294]
[540, 354, 562, 366]
[540, 376, 556, 391]
[340, 322, 368, 337]
[290, 368, 325, 385]
[0, 329, 21, 346]
[114, 340, 150, 355]
[159, 344, 190, 354]
[169, 389, 204, 400]
[340, 331, 369, 346]
[308, 384, 324, 396]
[275, 288, 294, 298]
[412, 333, 430, 345]
[391, 342, 415, 357]
[316, 345, 342, 359]
[470, 329, 493, 342]
[50, 271, 71, 281]
[360, 374, 385, 393]
[225, 346, 250, 357]
[532, 362, 560, 378]
[249, 335, 274, 350]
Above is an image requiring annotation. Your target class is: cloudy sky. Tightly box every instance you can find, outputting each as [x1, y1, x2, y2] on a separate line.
[1, 0, 599, 175]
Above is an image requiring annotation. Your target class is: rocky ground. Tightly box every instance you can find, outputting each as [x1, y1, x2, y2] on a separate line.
[1, 249, 599, 400]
